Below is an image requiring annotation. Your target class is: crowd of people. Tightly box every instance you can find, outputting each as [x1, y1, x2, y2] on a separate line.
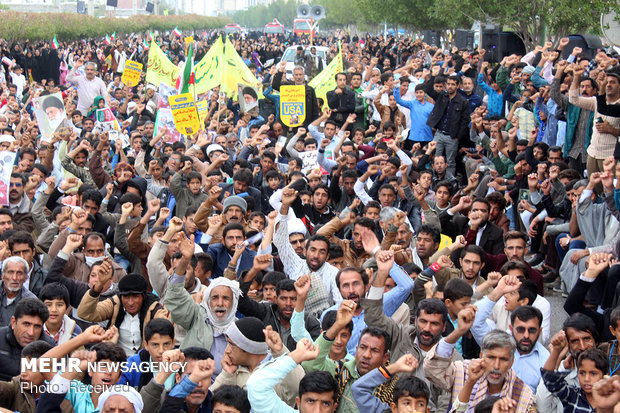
[0, 26, 618, 413]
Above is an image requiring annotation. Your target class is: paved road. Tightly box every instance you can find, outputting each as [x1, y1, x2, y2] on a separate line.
[545, 285, 568, 338]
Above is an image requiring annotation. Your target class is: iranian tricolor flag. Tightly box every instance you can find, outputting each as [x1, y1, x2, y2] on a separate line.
[148, 31, 154, 41]
[111, 32, 116, 41]
[142, 40, 149, 51]
[51, 36, 59, 50]
[104, 34, 111, 45]
[172, 27, 181, 37]
[176, 43, 195, 95]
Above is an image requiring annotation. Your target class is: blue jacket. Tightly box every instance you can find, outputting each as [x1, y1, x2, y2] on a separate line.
[206, 243, 256, 279]
[458, 89, 483, 113]
[478, 73, 503, 117]
[119, 348, 151, 389]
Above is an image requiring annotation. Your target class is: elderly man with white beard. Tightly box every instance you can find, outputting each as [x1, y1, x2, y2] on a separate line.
[164, 234, 241, 378]
[0, 256, 36, 326]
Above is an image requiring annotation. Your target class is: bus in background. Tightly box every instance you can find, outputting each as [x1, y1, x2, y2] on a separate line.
[264, 19, 285, 37]
[225, 24, 242, 36]
[293, 18, 316, 38]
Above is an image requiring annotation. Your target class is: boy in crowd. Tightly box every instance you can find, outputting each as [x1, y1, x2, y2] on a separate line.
[600, 307, 620, 377]
[39, 282, 82, 344]
[443, 278, 480, 359]
[120, 318, 176, 390]
[0, 340, 53, 413]
[352, 353, 431, 413]
[543, 330, 609, 413]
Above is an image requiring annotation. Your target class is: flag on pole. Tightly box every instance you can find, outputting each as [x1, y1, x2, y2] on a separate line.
[51, 36, 59, 50]
[309, 42, 343, 110]
[221, 37, 262, 98]
[146, 40, 181, 87]
[172, 27, 182, 38]
[142, 40, 150, 51]
[111, 32, 116, 41]
[104, 34, 111, 45]
[194, 36, 224, 95]
[176, 43, 195, 96]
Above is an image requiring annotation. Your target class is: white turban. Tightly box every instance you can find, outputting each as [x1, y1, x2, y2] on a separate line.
[203, 277, 242, 335]
[98, 385, 143, 413]
[287, 217, 308, 236]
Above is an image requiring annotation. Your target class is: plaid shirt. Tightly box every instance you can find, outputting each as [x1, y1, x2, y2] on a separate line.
[424, 342, 536, 413]
[43, 318, 65, 344]
[541, 368, 594, 413]
[274, 213, 342, 318]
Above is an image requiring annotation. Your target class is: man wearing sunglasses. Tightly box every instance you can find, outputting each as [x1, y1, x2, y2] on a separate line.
[506, 306, 549, 391]
[7, 173, 34, 233]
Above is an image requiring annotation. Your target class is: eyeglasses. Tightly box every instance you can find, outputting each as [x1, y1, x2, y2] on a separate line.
[10, 182, 22, 187]
[514, 327, 539, 335]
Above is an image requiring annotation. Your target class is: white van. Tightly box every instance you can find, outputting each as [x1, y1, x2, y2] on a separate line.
[278, 45, 329, 80]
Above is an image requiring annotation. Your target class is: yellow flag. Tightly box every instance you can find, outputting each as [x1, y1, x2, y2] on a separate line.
[309, 46, 343, 110]
[194, 36, 225, 95]
[146, 40, 181, 87]
[221, 37, 262, 98]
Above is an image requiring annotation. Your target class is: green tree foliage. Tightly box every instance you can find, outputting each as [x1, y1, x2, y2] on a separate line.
[355, 0, 469, 30]
[308, 0, 363, 28]
[0, 12, 230, 41]
[430, 0, 620, 49]
[233, 0, 299, 29]
[232, 0, 618, 47]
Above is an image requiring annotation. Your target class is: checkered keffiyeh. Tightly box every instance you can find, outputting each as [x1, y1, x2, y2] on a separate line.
[451, 360, 535, 413]
[305, 272, 331, 319]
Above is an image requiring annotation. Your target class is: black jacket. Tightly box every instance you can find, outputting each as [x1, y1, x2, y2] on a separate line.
[272, 71, 320, 127]
[326, 87, 356, 127]
[45, 254, 118, 309]
[238, 280, 321, 351]
[0, 326, 56, 381]
[443, 317, 480, 360]
[565, 277, 615, 343]
[160, 388, 212, 413]
[35, 391, 65, 413]
[425, 84, 471, 141]
[218, 182, 262, 213]
[439, 212, 504, 256]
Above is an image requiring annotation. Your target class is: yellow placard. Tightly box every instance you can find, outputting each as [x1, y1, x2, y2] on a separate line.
[121, 60, 143, 87]
[280, 85, 306, 127]
[196, 100, 209, 127]
[184, 36, 194, 44]
[169, 93, 201, 135]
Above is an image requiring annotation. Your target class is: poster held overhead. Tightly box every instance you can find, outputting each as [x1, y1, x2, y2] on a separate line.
[32, 92, 71, 137]
[280, 85, 306, 128]
[169, 93, 201, 135]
